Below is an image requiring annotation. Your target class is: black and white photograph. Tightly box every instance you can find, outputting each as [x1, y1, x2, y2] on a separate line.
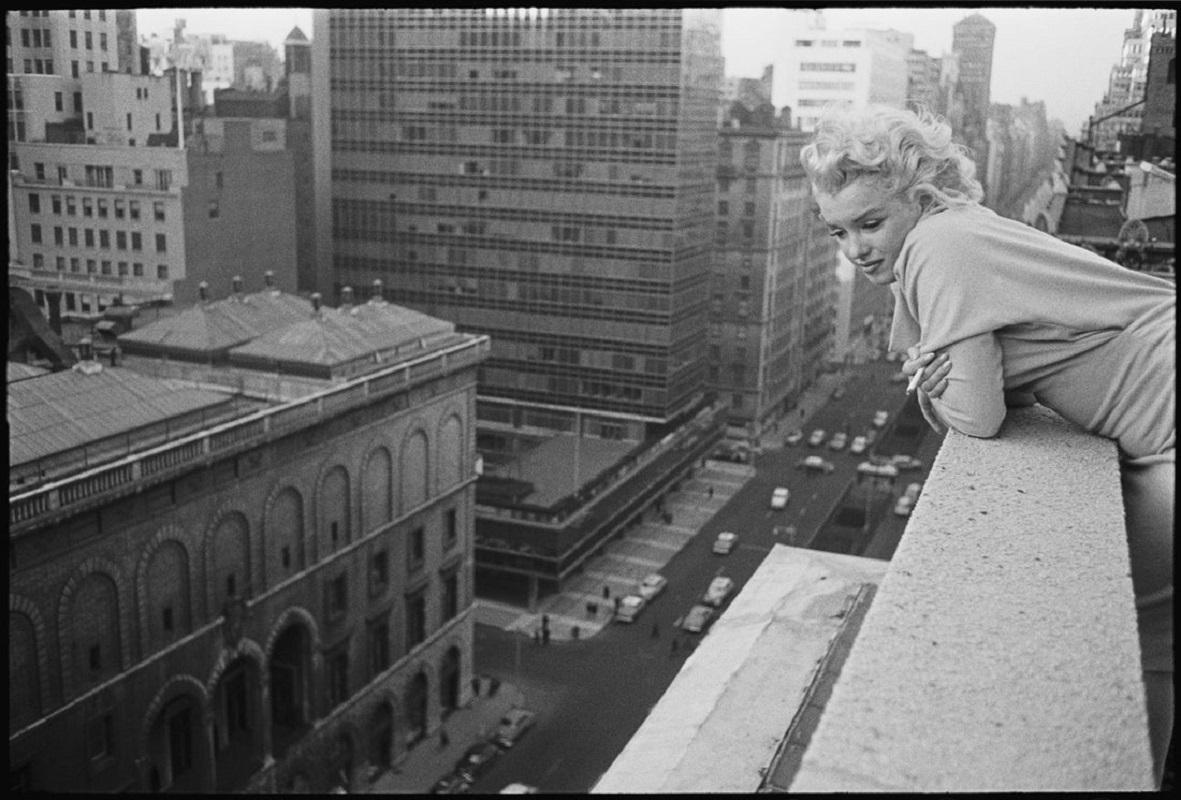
[7, 6, 1174, 794]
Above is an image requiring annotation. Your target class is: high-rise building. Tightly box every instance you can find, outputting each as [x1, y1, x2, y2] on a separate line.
[952, 14, 996, 178]
[712, 100, 837, 441]
[905, 49, 943, 115]
[1089, 9, 1176, 151]
[8, 285, 489, 793]
[313, 8, 722, 429]
[773, 16, 913, 132]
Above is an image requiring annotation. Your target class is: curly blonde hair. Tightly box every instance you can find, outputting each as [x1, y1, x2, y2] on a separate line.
[800, 105, 983, 214]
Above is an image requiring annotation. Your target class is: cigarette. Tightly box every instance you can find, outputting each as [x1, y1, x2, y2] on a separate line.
[906, 365, 925, 395]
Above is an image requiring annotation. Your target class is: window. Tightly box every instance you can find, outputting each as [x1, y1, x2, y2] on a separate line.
[325, 573, 348, 620]
[31, 224, 42, 244]
[85, 31, 92, 50]
[370, 550, 389, 597]
[441, 570, 459, 622]
[100, 33, 107, 51]
[57, 256, 66, 271]
[84, 228, 94, 247]
[368, 617, 390, 677]
[327, 646, 349, 708]
[82, 197, 93, 217]
[117, 261, 127, 276]
[131, 232, 142, 250]
[97, 199, 108, 218]
[445, 509, 458, 550]
[86, 712, 114, 762]
[72, 60, 79, 78]
[66, 196, 76, 215]
[86, 259, 96, 274]
[132, 169, 143, 186]
[208, 200, 219, 219]
[70, 257, 80, 273]
[74, 91, 83, 113]
[54, 91, 63, 111]
[70, 30, 77, 48]
[156, 264, 168, 279]
[34, 162, 45, 180]
[101, 260, 111, 275]
[54, 226, 63, 245]
[51, 195, 61, 214]
[407, 527, 425, 571]
[113, 199, 124, 219]
[133, 262, 143, 277]
[89, 644, 102, 672]
[116, 230, 126, 250]
[155, 233, 166, 253]
[154, 201, 165, 221]
[406, 590, 427, 648]
[28, 193, 40, 213]
[99, 229, 109, 248]
[129, 199, 140, 219]
[155, 170, 171, 191]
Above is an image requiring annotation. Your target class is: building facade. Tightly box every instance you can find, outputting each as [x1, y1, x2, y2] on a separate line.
[951, 13, 995, 180]
[1089, 9, 1175, 151]
[711, 102, 838, 441]
[9, 287, 490, 794]
[313, 8, 722, 426]
[774, 21, 912, 132]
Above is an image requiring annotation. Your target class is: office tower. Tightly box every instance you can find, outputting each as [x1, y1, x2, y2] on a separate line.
[951, 13, 995, 176]
[314, 8, 722, 429]
[774, 17, 913, 132]
[9, 284, 489, 793]
[906, 49, 942, 114]
[1089, 9, 1176, 151]
[712, 100, 838, 442]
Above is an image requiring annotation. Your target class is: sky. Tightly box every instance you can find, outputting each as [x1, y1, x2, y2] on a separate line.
[134, 6, 1139, 135]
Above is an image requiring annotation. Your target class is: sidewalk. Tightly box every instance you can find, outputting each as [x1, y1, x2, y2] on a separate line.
[363, 677, 526, 794]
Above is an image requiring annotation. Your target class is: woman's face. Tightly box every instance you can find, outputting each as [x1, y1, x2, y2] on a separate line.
[814, 178, 924, 285]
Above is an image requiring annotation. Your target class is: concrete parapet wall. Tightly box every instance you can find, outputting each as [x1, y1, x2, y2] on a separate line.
[791, 406, 1154, 791]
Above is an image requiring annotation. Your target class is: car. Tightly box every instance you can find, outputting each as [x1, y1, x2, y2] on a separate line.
[499, 784, 539, 794]
[680, 604, 715, 634]
[494, 708, 537, 749]
[808, 429, 827, 447]
[713, 442, 749, 463]
[637, 573, 668, 601]
[828, 432, 848, 451]
[858, 461, 899, 479]
[885, 350, 902, 362]
[770, 486, 791, 509]
[890, 454, 924, 471]
[864, 428, 878, 446]
[456, 741, 501, 782]
[831, 385, 846, 400]
[712, 531, 738, 554]
[613, 594, 646, 624]
[432, 773, 473, 794]
[890, 370, 909, 384]
[773, 524, 799, 542]
[784, 429, 804, 446]
[849, 435, 868, 455]
[796, 455, 836, 474]
[904, 481, 923, 502]
[894, 495, 914, 517]
[872, 410, 889, 428]
[702, 576, 735, 607]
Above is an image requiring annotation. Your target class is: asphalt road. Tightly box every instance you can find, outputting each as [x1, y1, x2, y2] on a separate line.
[469, 352, 945, 793]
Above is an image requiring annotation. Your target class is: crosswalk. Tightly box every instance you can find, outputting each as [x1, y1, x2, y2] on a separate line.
[474, 460, 756, 640]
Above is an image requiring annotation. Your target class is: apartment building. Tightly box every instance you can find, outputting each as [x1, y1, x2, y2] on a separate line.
[8, 285, 490, 793]
[773, 22, 913, 132]
[711, 101, 838, 442]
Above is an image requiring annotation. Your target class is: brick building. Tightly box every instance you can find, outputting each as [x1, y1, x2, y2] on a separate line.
[8, 282, 489, 793]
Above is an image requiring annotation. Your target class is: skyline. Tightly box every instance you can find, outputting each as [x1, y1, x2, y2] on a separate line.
[133, 6, 1144, 137]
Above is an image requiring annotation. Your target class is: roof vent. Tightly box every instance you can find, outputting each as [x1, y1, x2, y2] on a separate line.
[264, 270, 275, 288]
[232, 275, 244, 297]
[72, 337, 103, 375]
[198, 281, 210, 302]
[341, 285, 354, 307]
[370, 278, 384, 303]
[310, 292, 322, 312]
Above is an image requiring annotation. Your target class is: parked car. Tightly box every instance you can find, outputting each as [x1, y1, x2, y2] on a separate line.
[494, 708, 537, 749]
[889, 370, 909, 384]
[849, 435, 868, 455]
[613, 594, 646, 624]
[773, 524, 799, 542]
[828, 431, 848, 451]
[796, 455, 836, 474]
[831, 385, 846, 400]
[893, 495, 914, 517]
[808, 429, 827, 447]
[784, 429, 804, 446]
[456, 742, 501, 782]
[713, 442, 749, 463]
[890, 454, 924, 471]
[499, 784, 539, 794]
[770, 486, 791, 509]
[864, 428, 878, 446]
[702, 576, 735, 607]
[904, 481, 923, 502]
[432, 773, 473, 794]
[872, 410, 889, 428]
[858, 460, 899, 479]
[712, 531, 738, 554]
[680, 604, 715, 634]
[885, 350, 902, 362]
[637, 573, 668, 601]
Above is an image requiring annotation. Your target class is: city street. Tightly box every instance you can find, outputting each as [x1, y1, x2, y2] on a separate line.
[466, 346, 948, 792]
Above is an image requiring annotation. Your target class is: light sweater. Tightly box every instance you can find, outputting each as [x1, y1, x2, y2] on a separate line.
[888, 203, 1175, 459]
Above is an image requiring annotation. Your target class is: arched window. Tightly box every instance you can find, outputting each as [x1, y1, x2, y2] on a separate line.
[321, 466, 351, 555]
[147, 541, 192, 650]
[362, 448, 393, 532]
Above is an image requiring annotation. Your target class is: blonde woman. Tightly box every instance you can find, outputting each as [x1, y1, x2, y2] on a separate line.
[802, 105, 1174, 785]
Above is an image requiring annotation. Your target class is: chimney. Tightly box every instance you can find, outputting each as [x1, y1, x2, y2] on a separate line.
[371, 278, 384, 303]
[341, 286, 354, 308]
[310, 292, 322, 312]
[109, 346, 120, 367]
[78, 337, 93, 361]
[72, 337, 103, 374]
[198, 281, 210, 302]
[232, 275, 243, 297]
[264, 270, 275, 289]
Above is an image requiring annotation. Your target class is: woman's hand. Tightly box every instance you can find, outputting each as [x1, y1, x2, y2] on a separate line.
[904, 346, 952, 435]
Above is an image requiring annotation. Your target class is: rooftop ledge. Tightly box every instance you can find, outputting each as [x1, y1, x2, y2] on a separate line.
[595, 405, 1155, 793]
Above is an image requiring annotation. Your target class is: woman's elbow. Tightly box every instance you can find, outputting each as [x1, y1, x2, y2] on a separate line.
[939, 401, 1006, 438]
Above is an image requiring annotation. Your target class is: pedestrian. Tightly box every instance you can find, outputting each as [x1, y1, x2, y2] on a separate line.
[541, 613, 550, 630]
[614, 596, 621, 614]
[438, 726, 449, 749]
[533, 628, 542, 645]
[542, 627, 550, 646]
[803, 103, 1175, 786]
[587, 601, 597, 618]
[602, 585, 611, 601]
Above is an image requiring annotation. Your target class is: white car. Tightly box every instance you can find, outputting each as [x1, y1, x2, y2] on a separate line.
[872, 410, 889, 428]
[712, 531, 738, 554]
[904, 481, 923, 502]
[784, 429, 804, 446]
[770, 487, 791, 509]
[680, 604, 715, 634]
[702, 576, 735, 607]
[890, 454, 924, 471]
[637, 573, 668, 601]
[808, 429, 827, 447]
[614, 594, 646, 624]
[849, 435, 868, 455]
[857, 460, 899, 479]
[894, 495, 914, 517]
[499, 784, 539, 794]
[889, 370, 909, 384]
[796, 455, 836, 474]
[828, 432, 848, 451]
[886, 350, 902, 362]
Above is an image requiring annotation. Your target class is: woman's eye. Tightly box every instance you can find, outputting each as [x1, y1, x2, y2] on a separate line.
[827, 229, 844, 239]
[862, 219, 881, 230]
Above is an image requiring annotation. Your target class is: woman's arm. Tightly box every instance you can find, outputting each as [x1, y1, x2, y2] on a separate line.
[907, 333, 1007, 438]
